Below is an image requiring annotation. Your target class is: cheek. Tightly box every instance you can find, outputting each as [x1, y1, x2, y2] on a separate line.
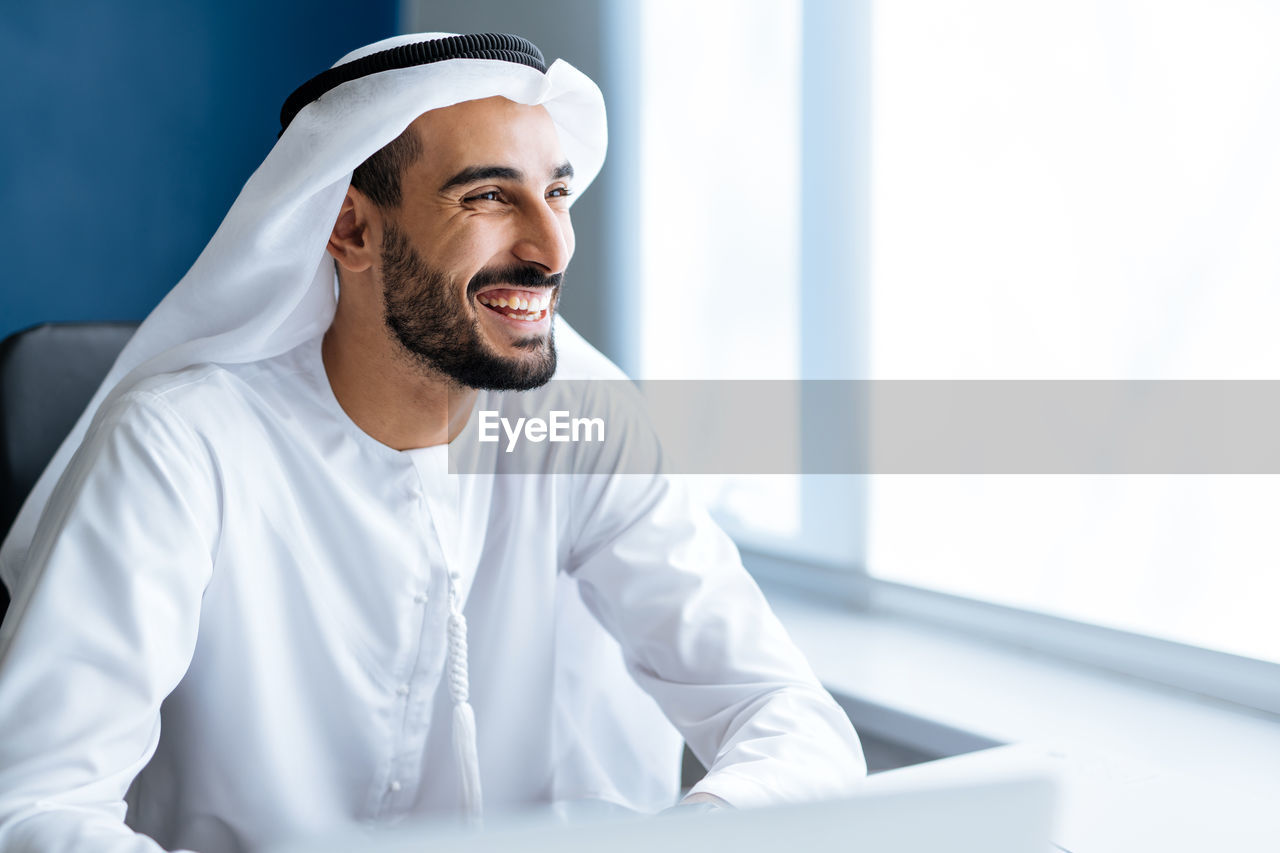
[437, 229, 501, 272]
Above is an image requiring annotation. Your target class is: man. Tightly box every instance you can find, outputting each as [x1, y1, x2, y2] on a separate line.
[0, 32, 865, 852]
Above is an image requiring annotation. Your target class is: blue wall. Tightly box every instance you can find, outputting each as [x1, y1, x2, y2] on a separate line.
[0, 2, 399, 341]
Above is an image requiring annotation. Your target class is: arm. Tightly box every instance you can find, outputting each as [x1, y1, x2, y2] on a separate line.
[0, 392, 216, 851]
[567, 466, 867, 808]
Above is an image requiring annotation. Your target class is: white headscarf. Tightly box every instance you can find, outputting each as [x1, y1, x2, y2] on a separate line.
[0, 32, 607, 584]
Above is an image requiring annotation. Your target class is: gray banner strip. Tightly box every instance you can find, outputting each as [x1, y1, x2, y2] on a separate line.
[447, 380, 1280, 475]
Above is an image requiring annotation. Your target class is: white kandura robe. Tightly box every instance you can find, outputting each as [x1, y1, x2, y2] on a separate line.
[0, 321, 866, 853]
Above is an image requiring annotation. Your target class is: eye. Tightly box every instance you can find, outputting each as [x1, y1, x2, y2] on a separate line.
[547, 186, 573, 199]
[464, 189, 503, 203]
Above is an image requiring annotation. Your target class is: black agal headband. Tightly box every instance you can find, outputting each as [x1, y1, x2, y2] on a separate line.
[279, 33, 547, 135]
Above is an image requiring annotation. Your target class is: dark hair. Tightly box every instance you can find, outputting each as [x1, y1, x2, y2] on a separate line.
[350, 125, 424, 208]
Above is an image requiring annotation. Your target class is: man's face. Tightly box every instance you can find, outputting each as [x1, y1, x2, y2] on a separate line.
[377, 97, 575, 391]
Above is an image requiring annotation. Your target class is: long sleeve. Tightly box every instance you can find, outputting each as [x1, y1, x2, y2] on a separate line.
[0, 391, 217, 852]
[564, 408, 867, 807]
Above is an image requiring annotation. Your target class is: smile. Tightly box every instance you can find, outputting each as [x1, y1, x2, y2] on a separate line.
[476, 288, 553, 323]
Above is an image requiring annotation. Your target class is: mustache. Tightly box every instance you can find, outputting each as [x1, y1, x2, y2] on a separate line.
[467, 265, 562, 297]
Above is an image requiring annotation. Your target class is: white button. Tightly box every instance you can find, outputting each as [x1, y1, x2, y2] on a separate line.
[413, 592, 428, 604]
[396, 684, 410, 696]
[388, 780, 402, 792]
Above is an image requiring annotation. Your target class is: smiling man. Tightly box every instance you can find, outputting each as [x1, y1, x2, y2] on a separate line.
[0, 33, 865, 853]
[322, 97, 575, 451]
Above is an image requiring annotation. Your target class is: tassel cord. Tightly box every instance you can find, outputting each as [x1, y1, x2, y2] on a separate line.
[446, 571, 483, 825]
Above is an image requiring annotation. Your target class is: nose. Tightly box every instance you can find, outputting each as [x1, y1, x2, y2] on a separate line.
[512, 201, 573, 274]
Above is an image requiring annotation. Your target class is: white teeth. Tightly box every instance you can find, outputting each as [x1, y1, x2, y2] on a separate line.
[479, 293, 550, 317]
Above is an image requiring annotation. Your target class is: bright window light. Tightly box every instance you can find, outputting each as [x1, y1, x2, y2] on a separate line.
[868, 0, 1280, 662]
[633, 0, 803, 543]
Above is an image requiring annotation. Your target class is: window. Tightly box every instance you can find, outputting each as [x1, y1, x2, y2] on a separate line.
[620, 0, 1280, 679]
[625, 0, 807, 549]
[868, 0, 1280, 665]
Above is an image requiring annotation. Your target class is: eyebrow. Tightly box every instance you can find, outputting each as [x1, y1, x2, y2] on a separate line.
[438, 161, 575, 194]
[439, 165, 520, 194]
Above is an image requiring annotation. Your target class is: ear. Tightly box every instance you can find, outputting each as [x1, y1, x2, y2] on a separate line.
[326, 186, 380, 273]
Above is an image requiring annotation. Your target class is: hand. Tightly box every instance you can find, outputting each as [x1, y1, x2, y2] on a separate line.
[661, 791, 731, 815]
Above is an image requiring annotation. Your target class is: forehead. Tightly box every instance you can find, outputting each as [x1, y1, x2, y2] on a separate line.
[406, 96, 565, 178]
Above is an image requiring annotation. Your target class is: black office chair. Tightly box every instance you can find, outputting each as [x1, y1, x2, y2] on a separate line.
[0, 322, 138, 620]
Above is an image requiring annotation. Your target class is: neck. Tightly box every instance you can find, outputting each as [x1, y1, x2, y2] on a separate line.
[322, 295, 478, 451]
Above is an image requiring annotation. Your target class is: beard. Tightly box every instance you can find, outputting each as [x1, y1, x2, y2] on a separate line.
[379, 225, 560, 391]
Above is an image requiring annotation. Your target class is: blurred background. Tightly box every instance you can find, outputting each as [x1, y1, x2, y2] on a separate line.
[3, 0, 1278, 721]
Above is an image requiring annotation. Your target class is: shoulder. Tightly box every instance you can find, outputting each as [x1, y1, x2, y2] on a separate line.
[68, 357, 297, 490]
[125, 361, 236, 408]
[552, 318, 630, 381]
[58, 366, 251, 502]
[547, 319, 651, 445]
[93, 364, 230, 440]
[103, 346, 309, 443]
[81, 366, 230, 461]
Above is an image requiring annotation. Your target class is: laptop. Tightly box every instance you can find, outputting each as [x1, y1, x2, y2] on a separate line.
[267, 756, 1057, 853]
